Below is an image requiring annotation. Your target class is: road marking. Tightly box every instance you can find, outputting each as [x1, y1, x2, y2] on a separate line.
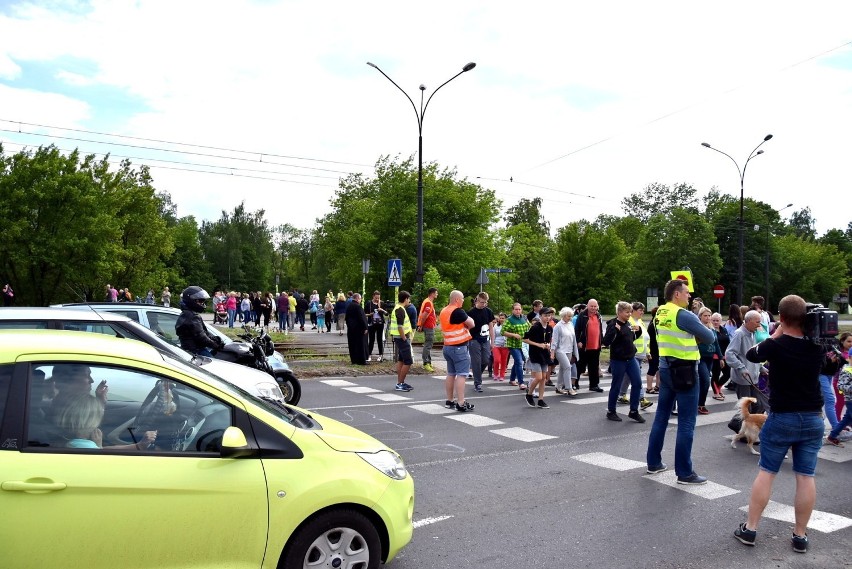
[738, 501, 852, 533]
[572, 452, 646, 471]
[670, 413, 734, 427]
[342, 386, 383, 394]
[487, 385, 522, 392]
[413, 515, 453, 528]
[368, 393, 412, 401]
[321, 379, 357, 387]
[409, 403, 455, 415]
[643, 470, 739, 499]
[562, 396, 609, 405]
[490, 427, 558, 442]
[446, 414, 505, 427]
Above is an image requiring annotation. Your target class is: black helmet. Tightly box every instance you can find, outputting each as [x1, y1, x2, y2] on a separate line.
[181, 286, 210, 313]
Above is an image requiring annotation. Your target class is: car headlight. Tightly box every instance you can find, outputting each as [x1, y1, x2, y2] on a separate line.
[356, 450, 408, 480]
[256, 381, 285, 402]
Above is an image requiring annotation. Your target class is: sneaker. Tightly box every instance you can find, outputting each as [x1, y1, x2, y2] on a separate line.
[589, 386, 604, 393]
[698, 406, 710, 415]
[423, 363, 434, 372]
[554, 387, 566, 394]
[640, 398, 654, 410]
[825, 436, 844, 447]
[455, 401, 474, 412]
[566, 389, 578, 397]
[445, 399, 455, 408]
[617, 396, 630, 405]
[627, 410, 646, 423]
[791, 533, 808, 553]
[474, 385, 483, 393]
[467, 372, 474, 379]
[734, 523, 756, 546]
[525, 393, 536, 407]
[545, 380, 555, 386]
[606, 411, 622, 422]
[571, 383, 580, 391]
[646, 463, 667, 474]
[677, 473, 708, 485]
[401, 382, 414, 391]
[537, 400, 550, 409]
[394, 383, 412, 392]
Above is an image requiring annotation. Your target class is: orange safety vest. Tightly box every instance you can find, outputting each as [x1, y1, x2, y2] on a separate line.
[440, 305, 470, 345]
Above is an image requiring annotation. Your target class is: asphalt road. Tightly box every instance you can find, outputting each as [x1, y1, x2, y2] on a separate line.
[300, 372, 852, 569]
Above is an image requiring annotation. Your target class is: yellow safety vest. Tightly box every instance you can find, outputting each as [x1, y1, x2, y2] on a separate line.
[629, 315, 647, 356]
[388, 304, 412, 337]
[654, 302, 699, 360]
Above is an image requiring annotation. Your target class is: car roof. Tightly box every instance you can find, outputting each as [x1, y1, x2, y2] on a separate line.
[55, 303, 183, 315]
[0, 307, 131, 322]
[0, 329, 163, 364]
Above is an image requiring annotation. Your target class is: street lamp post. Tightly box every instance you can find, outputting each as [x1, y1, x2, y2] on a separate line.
[701, 134, 773, 306]
[367, 61, 476, 282]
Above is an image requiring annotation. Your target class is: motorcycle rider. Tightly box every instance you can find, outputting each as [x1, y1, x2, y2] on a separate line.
[176, 286, 224, 356]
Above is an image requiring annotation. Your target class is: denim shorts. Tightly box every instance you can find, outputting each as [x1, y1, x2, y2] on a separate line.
[758, 411, 824, 476]
[394, 337, 413, 365]
[527, 362, 547, 373]
[443, 343, 470, 376]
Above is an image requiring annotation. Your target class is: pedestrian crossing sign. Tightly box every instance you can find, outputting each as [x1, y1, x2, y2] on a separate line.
[387, 259, 402, 286]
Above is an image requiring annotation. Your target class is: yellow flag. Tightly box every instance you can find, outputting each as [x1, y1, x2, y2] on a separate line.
[670, 270, 694, 292]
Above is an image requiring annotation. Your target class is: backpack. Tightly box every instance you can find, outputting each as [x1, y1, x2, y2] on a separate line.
[838, 365, 852, 398]
[309, 301, 318, 314]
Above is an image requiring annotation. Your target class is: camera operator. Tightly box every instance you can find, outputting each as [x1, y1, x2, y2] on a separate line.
[733, 295, 824, 553]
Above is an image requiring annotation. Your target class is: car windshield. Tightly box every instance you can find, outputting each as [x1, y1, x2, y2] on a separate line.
[117, 321, 193, 362]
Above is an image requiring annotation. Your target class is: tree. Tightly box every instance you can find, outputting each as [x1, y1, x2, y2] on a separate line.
[505, 197, 549, 234]
[621, 182, 699, 224]
[771, 235, 848, 306]
[163, 216, 213, 293]
[630, 208, 722, 303]
[549, 221, 632, 309]
[491, 223, 553, 308]
[0, 145, 174, 305]
[315, 155, 501, 296]
[788, 207, 817, 240]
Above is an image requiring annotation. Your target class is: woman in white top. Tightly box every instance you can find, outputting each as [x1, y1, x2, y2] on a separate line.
[550, 306, 579, 396]
[492, 313, 509, 381]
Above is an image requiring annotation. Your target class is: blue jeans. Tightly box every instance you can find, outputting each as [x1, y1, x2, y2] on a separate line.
[508, 347, 525, 384]
[819, 374, 839, 429]
[697, 357, 712, 407]
[277, 310, 288, 331]
[829, 404, 852, 440]
[443, 344, 471, 376]
[761, 412, 824, 475]
[647, 360, 699, 478]
[227, 308, 236, 328]
[609, 358, 641, 412]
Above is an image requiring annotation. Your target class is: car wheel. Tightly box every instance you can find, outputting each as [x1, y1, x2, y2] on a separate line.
[281, 509, 380, 569]
[277, 373, 301, 406]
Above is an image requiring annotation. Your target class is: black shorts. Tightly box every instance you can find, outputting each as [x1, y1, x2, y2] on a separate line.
[394, 337, 413, 365]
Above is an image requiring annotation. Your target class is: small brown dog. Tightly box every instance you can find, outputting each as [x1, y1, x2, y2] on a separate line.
[731, 397, 767, 455]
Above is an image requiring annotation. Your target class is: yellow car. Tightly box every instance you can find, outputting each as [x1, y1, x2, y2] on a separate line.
[0, 330, 413, 568]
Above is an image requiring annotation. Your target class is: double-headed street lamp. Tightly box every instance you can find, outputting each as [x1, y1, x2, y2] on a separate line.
[701, 134, 773, 306]
[367, 61, 476, 283]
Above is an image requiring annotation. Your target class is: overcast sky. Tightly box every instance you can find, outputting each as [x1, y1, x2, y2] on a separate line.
[1, 1, 850, 236]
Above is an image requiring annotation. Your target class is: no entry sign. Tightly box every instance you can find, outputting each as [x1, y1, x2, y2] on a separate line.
[713, 285, 725, 299]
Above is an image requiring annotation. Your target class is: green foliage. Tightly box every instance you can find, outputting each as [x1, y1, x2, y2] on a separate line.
[771, 235, 848, 306]
[620, 182, 699, 224]
[549, 220, 632, 309]
[163, 216, 213, 293]
[0, 145, 173, 305]
[788, 207, 817, 240]
[505, 197, 549, 234]
[315, 155, 501, 296]
[492, 223, 553, 308]
[630, 208, 722, 303]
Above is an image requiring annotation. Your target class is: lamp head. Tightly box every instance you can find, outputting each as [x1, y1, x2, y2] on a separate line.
[756, 150, 764, 156]
[366, 62, 377, 69]
[463, 62, 477, 72]
[419, 84, 426, 91]
[701, 142, 711, 148]
[763, 134, 773, 141]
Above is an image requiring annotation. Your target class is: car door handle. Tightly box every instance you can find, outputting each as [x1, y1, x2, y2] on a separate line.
[2, 479, 67, 493]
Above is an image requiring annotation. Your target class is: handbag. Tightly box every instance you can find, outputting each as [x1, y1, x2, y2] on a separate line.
[668, 358, 696, 392]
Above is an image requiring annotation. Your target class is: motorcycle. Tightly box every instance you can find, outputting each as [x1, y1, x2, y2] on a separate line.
[212, 325, 301, 406]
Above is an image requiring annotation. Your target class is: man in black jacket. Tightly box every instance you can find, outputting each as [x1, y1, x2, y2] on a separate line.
[176, 286, 223, 356]
[345, 293, 369, 365]
[575, 299, 605, 392]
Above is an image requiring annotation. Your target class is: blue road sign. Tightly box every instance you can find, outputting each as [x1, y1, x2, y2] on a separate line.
[387, 259, 402, 286]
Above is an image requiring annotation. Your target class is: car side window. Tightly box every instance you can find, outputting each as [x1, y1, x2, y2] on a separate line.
[0, 364, 12, 426]
[26, 363, 233, 454]
[107, 310, 140, 323]
[0, 321, 48, 330]
[59, 322, 121, 336]
[147, 312, 180, 345]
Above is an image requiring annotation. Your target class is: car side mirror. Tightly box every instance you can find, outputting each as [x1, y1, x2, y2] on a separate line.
[220, 426, 256, 458]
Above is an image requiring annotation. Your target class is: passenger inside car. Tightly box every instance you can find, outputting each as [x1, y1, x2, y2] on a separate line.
[53, 393, 105, 448]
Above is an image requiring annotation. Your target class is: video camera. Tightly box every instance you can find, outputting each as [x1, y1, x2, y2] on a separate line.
[804, 303, 839, 344]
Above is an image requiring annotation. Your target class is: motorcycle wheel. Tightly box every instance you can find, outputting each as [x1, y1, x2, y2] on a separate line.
[277, 372, 301, 406]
